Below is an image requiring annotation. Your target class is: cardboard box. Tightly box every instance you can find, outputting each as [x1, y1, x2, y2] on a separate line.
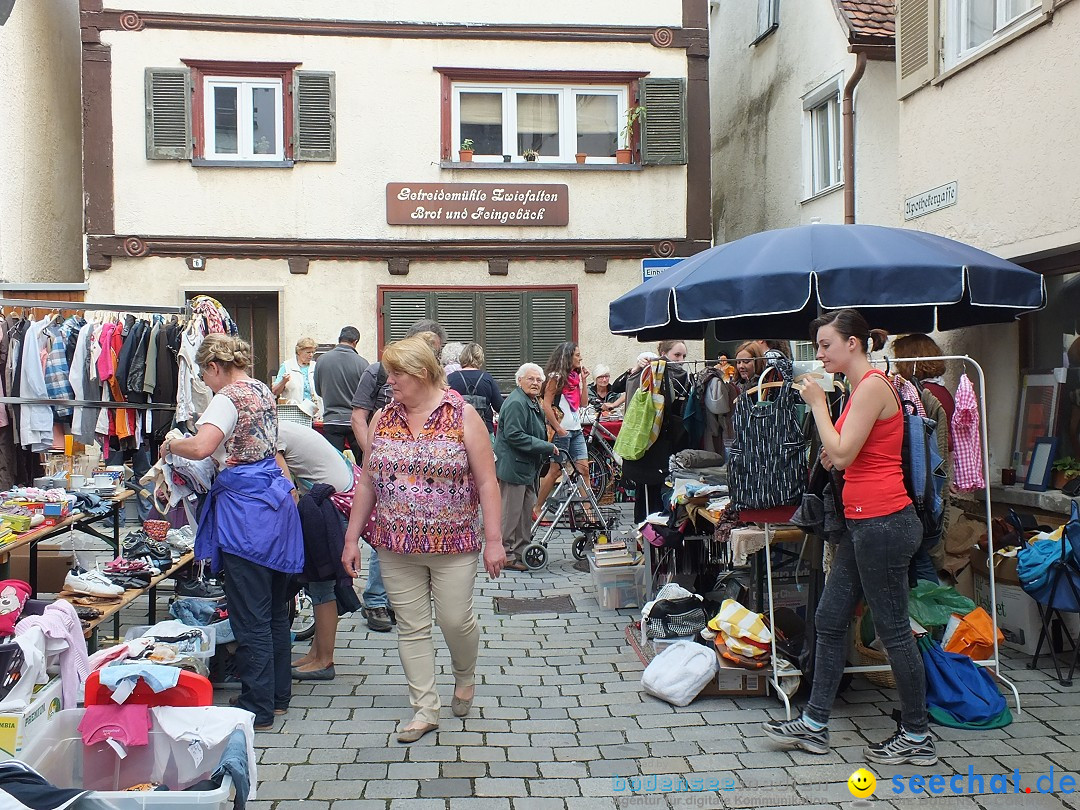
[969, 547, 1021, 586]
[7, 543, 74, 594]
[973, 572, 1044, 655]
[703, 654, 768, 697]
[0, 677, 63, 759]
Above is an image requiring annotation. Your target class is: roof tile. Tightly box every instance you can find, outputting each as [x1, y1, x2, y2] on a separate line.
[835, 0, 896, 43]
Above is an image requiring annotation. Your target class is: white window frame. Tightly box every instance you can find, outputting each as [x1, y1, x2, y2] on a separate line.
[945, 0, 1041, 67]
[203, 76, 285, 162]
[802, 78, 843, 199]
[452, 83, 629, 164]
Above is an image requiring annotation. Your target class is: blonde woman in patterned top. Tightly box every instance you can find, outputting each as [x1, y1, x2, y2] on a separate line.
[342, 336, 505, 744]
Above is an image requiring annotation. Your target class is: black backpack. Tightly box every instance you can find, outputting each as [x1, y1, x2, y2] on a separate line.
[452, 371, 490, 421]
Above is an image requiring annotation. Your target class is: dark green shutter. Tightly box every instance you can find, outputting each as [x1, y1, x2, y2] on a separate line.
[483, 294, 526, 392]
[294, 71, 336, 161]
[435, 293, 478, 343]
[640, 78, 687, 166]
[384, 291, 432, 343]
[145, 68, 191, 160]
[525, 290, 573, 369]
[381, 288, 574, 392]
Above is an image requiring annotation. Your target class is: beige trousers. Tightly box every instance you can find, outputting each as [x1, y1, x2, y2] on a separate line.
[376, 547, 480, 725]
[500, 480, 536, 564]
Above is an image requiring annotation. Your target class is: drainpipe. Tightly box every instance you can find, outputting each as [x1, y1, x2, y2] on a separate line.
[842, 50, 867, 224]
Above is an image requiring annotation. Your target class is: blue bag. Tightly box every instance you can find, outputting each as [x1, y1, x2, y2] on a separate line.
[1017, 500, 1080, 610]
[918, 635, 1011, 729]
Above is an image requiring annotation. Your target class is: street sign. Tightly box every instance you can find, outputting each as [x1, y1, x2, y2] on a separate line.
[904, 182, 958, 221]
[642, 258, 682, 282]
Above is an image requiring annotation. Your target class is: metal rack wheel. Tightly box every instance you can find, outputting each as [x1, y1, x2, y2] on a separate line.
[523, 543, 549, 570]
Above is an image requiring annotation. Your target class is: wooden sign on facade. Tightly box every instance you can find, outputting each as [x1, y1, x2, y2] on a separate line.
[386, 183, 569, 226]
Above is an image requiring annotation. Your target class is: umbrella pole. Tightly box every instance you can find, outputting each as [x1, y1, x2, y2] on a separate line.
[875, 353, 1022, 714]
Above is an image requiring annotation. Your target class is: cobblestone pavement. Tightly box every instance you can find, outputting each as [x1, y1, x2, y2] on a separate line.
[96, 514, 1080, 810]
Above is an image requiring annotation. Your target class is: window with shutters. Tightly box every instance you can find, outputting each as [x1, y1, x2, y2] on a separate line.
[945, 0, 1040, 66]
[379, 286, 576, 392]
[145, 61, 336, 164]
[802, 79, 842, 199]
[452, 83, 629, 163]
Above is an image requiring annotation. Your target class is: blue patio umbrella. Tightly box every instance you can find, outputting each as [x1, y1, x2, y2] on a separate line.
[609, 224, 1046, 341]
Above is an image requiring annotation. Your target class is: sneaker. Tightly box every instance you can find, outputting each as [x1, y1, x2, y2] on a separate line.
[761, 716, 830, 755]
[64, 568, 125, 598]
[362, 605, 393, 632]
[864, 727, 938, 766]
[175, 577, 225, 599]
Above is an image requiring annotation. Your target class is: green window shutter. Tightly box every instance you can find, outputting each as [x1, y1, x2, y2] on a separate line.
[525, 290, 574, 369]
[640, 78, 687, 166]
[435, 293, 479, 343]
[383, 291, 434, 343]
[145, 68, 191, 160]
[294, 71, 336, 161]
[897, 0, 938, 100]
[482, 294, 526, 392]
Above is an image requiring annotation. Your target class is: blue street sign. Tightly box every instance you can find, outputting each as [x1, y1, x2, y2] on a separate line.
[641, 258, 682, 282]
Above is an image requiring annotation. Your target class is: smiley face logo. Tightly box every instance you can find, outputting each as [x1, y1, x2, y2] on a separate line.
[848, 768, 876, 798]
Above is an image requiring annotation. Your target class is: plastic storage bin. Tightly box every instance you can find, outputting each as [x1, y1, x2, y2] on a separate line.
[588, 554, 646, 609]
[123, 623, 215, 659]
[18, 709, 237, 808]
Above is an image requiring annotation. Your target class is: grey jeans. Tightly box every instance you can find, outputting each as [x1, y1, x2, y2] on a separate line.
[805, 504, 928, 735]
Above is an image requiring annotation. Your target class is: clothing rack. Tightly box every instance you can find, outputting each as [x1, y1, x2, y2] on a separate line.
[749, 354, 1021, 718]
[0, 297, 188, 316]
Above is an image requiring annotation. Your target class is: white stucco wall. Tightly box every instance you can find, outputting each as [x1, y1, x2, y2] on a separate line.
[117, 0, 684, 27]
[105, 29, 689, 240]
[0, 0, 83, 283]
[897, 3, 1080, 474]
[898, 1, 1080, 261]
[709, 0, 899, 241]
[88, 256, 666, 378]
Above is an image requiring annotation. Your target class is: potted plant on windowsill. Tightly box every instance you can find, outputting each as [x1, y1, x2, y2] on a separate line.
[576, 152, 587, 164]
[1051, 456, 1080, 490]
[459, 139, 474, 162]
[617, 105, 646, 164]
[522, 148, 540, 162]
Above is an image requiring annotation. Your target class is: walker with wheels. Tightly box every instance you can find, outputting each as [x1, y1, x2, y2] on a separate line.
[527, 452, 620, 570]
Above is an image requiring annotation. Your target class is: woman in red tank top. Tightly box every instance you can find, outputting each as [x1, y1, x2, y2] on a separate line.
[762, 309, 936, 768]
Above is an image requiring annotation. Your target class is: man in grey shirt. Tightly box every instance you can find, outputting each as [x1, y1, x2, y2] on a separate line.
[314, 326, 368, 455]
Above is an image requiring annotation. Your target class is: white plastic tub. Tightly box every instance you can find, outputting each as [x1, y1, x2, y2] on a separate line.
[18, 709, 238, 808]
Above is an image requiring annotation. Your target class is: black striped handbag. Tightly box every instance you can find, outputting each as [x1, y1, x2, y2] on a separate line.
[727, 373, 808, 511]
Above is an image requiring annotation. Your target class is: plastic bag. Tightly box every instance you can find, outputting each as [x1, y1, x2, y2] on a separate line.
[907, 581, 976, 628]
[943, 607, 1003, 661]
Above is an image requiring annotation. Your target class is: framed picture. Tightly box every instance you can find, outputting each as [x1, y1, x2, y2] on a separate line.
[1025, 437, 1059, 492]
[1013, 372, 1062, 479]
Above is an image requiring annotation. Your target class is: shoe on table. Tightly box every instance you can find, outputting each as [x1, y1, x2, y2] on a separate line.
[64, 568, 125, 598]
[362, 605, 393, 632]
[761, 716, 830, 755]
[865, 727, 938, 766]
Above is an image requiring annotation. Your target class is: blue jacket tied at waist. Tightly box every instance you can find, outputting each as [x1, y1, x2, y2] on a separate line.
[196, 457, 304, 575]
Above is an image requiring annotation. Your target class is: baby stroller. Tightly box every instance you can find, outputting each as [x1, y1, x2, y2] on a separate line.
[528, 451, 620, 570]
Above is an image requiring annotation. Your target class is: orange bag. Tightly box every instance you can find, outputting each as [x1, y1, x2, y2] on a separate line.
[943, 607, 1004, 661]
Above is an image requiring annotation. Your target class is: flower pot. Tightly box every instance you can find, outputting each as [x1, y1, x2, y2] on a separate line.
[524, 155, 538, 162]
[1054, 470, 1080, 490]
[458, 150, 474, 162]
[575, 153, 587, 164]
[616, 148, 632, 164]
